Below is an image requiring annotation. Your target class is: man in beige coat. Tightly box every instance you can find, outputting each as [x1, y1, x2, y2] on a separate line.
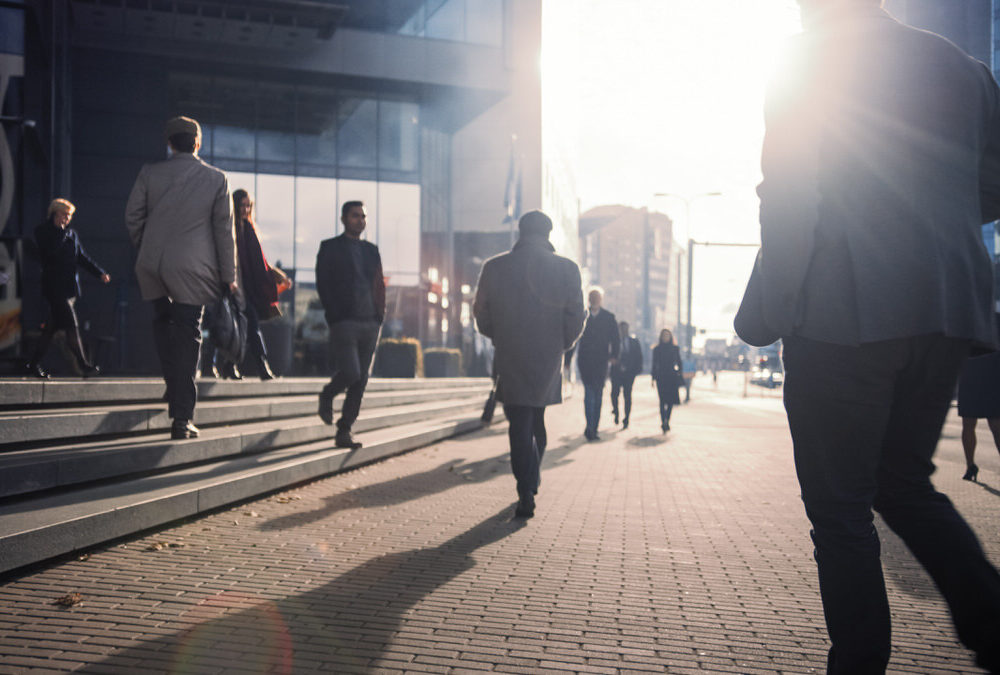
[474, 210, 585, 518]
[125, 116, 237, 440]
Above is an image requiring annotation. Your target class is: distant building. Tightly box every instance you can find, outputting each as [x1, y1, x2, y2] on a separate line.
[579, 205, 676, 351]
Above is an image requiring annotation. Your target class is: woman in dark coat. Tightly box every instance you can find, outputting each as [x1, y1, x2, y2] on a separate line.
[27, 198, 110, 378]
[650, 328, 683, 432]
[957, 349, 1000, 481]
[209, 189, 287, 380]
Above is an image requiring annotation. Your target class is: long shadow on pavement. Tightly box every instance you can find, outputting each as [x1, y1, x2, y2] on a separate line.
[259, 423, 587, 532]
[80, 507, 526, 674]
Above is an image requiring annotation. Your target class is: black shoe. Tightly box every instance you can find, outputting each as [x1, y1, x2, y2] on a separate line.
[26, 362, 49, 379]
[81, 364, 100, 378]
[622, 418, 629, 429]
[318, 391, 334, 425]
[514, 493, 535, 519]
[335, 429, 362, 449]
[963, 464, 979, 482]
[613, 411, 619, 425]
[202, 365, 220, 379]
[171, 420, 200, 440]
[259, 362, 276, 381]
[221, 363, 243, 380]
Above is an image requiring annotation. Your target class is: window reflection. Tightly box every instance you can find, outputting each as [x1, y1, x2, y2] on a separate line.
[254, 175, 296, 270]
[378, 182, 421, 287]
[426, 0, 464, 41]
[379, 100, 420, 173]
[338, 98, 377, 168]
[294, 176, 338, 283]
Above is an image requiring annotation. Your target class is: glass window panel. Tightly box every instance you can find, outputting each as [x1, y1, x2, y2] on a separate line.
[465, 0, 502, 46]
[294, 176, 338, 277]
[337, 179, 379, 244]
[254, 174, 296, 271]
[297, 88, 337, 167]
[378, 100, 420, 173]
[398, 4, 425, 36]
[377, 182, 421, 287]
[214, 125, 255, 160]
[338, 98, 377, 168]
[426, 0, 464, 41]
[257, 130, 295, 163]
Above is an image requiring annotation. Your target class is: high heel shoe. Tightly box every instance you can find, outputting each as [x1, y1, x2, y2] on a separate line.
[963, 464, 979, 482]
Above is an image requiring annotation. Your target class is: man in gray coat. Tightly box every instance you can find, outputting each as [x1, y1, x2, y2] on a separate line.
[474, 210, 585, 518]
[739, 1, 1000, 670]
[126, 116, 237, 440]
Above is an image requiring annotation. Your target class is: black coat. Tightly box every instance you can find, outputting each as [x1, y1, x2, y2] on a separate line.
[574, 308, 619, 386]
[34, 219, 106, 300]
[612, 335, 643, 382]
[651, 343, 683, 389]
[315, 234, 386, 325]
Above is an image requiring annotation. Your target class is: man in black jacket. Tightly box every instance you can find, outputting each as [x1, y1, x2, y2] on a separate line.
[316, 201, 386, 449]
[610, 321, 642, 429]
[740, 1, 1000, 670]
[573, 288, 619, 440]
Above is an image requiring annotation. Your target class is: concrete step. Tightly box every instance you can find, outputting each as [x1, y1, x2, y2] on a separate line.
[0, 411, 487, 574]
[0, 376, 488, 408]
[0, 395, 486, 498]
[0, 383, 492, 446]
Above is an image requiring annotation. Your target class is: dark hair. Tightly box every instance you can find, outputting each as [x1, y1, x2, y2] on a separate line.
[341, 200, 364, 219]
[232, 189, 254, 226]
[168, 133, 197, 153]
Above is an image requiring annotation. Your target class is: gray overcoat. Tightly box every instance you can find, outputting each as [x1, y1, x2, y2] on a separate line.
[125, 153, 236, 306]
[473, 234, 585, 407]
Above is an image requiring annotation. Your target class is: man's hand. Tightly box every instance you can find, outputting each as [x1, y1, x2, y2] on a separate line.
[101, 274, 111, 284]
[229, 281, 238, 294]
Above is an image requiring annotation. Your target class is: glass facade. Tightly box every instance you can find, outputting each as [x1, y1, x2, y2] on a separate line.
[398, 0, 503, 46]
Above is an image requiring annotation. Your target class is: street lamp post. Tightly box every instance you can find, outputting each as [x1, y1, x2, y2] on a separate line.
[653, 191, 722, 357]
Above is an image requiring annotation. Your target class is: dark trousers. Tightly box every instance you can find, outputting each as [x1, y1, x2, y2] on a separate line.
[783, 334, 1000, 674]
[32, 295, 90, 370]
[502, 404, 547, 498]
[655, 381, 675, 429]
[152, 297, 204, 421]
[323, 319, 380, 432]
[583, 381, 604, 434]
[610, 374, 636, 421]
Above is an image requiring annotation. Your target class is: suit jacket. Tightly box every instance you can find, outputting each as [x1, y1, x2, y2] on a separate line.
[315, 234, 386, 325]
[574, 307, 620, 386]
[34, 219, 106, 300]
[125, 153, 236, 306]
[612, 334, 643, 382]
[751, 7, 1000, 348]
[473, 234, 585, 407]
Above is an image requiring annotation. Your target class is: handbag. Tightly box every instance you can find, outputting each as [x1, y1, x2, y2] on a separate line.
[734, 250, 781, 347]
[208, 287, 248, 365]
[481, 377, 498, 424]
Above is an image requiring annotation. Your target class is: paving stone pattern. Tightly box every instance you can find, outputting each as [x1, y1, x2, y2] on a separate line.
[1, 372, 996, 674]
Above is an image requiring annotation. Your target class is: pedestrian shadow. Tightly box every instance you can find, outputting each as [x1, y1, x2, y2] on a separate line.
[79, 508, 526, 674]
[258, 426, 584, 532]
[626, 435, 668, 448]
[974, 480, 1000, 498]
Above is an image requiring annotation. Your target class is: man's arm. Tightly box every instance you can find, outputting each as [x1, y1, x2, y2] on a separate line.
[124, 166, 148, 249]
[979, 63, 1000, 222]
[472, 261, 494, 339]
[609, 314, 620, 360]
[563, 263, 585, 351]
[74, 232, 108, 281]
[315, 241, 334, 315]
[212, 175, 237, 290]
[372, 246, 387, 322]
[756, 51, 821, 337]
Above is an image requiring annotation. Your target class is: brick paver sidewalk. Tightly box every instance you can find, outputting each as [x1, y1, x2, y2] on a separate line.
[1, 372, 996, 673]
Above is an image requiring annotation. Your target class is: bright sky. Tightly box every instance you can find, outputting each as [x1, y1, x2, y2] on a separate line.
[542, 0, 802, 336]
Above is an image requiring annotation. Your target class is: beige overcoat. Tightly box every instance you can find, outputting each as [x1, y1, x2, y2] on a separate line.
[473, 234, 585, 408]
[125, 153, 236, 306]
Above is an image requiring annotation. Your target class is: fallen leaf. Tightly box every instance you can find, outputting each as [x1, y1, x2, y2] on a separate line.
[232, 520, 239, 525]
[77, 554, 90, 562]
[146, 542, 165, 551]
[54, 593, 83, 607]
[168, 542, 187, 548]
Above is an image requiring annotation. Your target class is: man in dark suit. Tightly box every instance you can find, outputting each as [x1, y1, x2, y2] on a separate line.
[609, 321, 642, 429]
[743, 0, 1000, 670]
[316, 200, 386, 450]
[574, 288, 619, 440]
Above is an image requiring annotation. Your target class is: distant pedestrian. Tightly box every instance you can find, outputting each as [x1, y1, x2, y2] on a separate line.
[205, 189, 287, 381]
[736, 1, 1000, 670]
[572, 288, 619, 440]
[474, 210, 585, 518]
[957, 348, 1000, 482]
[650, 329, 682, 433]
[316, 200, 386, 450]
[126, 116, 237, 440]
[27, 198, 110, 378]
[610, 321, 642, 429]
